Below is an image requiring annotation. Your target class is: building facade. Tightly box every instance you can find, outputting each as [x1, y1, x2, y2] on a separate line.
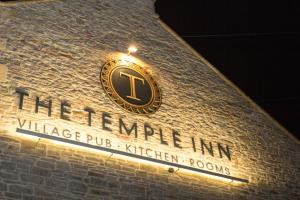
[0, 0, 299, 199]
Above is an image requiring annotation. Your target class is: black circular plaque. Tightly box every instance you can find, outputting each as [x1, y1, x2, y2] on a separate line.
[100, 60, 162, 114]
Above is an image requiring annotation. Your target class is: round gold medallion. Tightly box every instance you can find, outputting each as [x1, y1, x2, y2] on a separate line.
[100, 59, 162, 114]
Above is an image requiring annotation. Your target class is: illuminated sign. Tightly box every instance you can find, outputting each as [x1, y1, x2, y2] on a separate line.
[12, 88, 248, 183]
[100, 60, 162, 114]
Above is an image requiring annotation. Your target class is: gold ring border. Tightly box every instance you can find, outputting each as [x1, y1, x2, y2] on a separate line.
[100, 59, 162, 115]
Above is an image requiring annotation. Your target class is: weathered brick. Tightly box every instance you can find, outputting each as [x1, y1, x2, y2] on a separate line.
[0, 161, 16, 171]
[68, 181, 88, 194]
[89, 189, 110, 196]
[55, 161, 70, 171]
[5, 192, 22, 199]
[20, 174, 44, 185]
[0, 0, 299, 200]
[9, 184, 33, 194]
[45, 178, 67, 190]
[87, 171, 105, 178]
[36, 160, 55, 169]
[23, 195, 43, 200]
[34, 187, 56, 197]
[30, 166, 51, 177]
[121, 183, 145, 194]
[89, 177, 107, 186]
[0, 171, 19, 180]
[0, 182, 7, 191]
[0, 64, 8, 82]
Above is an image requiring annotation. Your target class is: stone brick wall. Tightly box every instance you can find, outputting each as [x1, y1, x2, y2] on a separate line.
[0, 0, 299, 199]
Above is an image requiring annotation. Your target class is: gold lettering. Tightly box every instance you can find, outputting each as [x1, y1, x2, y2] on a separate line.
[87, 135, 93, 143]
[34, 123, 40, 132]
[164, 153, 169, 162]
[120, 72, 144, 101]
[146, 148, 152, 157]
[17, 118, 26, 128]
[196, 160, 205, 168]
[171, 155, 178, 163]
[62, 129, 71, 138]
[105, 139, 111, 148]
[189, 159, 195, 167]
[43, 125, 48, 134]
[126, 144, 132, 153]
[225, 167, 231, 175]
[155, 151, 162, 160]
[215, 165, 223, 174]
[51, 127, 59, 136]
[75, 132, 80, 141]
[95, 137, 103, 146]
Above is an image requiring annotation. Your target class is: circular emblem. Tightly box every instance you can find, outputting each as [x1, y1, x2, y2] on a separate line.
[100, 59, 162, 114]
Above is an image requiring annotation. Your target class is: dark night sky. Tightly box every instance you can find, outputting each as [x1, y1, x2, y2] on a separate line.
[155, 0, 300, 140]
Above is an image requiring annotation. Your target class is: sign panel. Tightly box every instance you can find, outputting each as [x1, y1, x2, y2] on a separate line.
[2, 58, 248, 183]
[100, 60, 162, 114]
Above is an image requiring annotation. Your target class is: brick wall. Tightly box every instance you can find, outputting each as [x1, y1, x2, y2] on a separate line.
[0, 0, 299, 199]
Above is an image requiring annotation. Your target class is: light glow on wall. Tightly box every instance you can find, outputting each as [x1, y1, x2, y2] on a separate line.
[14, 127, 248, 184]
[3, 49, 249, 185]
[128, 46, 138, 54]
